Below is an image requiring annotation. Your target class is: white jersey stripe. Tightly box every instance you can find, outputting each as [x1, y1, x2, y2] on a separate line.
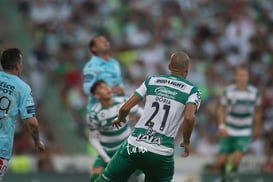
[128, 136, 174, 156]
[100, 127, 131, 143]
[226, 127, 251, 136]
[226, 115, 253, 126]
[103, 144, 123, 151]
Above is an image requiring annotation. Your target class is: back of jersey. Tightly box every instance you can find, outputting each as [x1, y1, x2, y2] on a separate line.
[0, 72, 35, 160]
[128, 74, 201, 156]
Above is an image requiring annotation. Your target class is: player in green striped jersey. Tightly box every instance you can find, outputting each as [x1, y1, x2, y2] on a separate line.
[86, 80, 143, 182]
[95, 51, 201, 182]
[213, 66, 262, 182]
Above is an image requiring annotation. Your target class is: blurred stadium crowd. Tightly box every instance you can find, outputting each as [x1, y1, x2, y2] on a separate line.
[2, 0, 273, 172]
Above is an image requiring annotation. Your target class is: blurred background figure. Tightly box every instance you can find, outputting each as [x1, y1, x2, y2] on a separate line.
[212, 66, 262, 182]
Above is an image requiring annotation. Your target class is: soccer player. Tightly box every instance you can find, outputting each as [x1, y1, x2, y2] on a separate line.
[0, 48, 45, 181]
[95, 51, 202, 182]
[213, 66, 262, 181]
[86, 80, 143, 182]
[82, 35, 124, 112]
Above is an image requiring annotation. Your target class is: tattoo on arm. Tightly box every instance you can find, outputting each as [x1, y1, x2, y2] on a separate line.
[29, 125, 40, 144]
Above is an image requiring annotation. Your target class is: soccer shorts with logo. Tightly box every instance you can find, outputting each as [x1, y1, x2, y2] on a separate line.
[95, 141, 174, 182]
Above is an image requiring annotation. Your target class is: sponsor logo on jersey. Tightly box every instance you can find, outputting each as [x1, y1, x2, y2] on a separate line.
[155, 87, 177, 98]
[0, 81, 15, 95]
[136, 127, 161, 145]
[83, 74, 94, 82]
[26, 98, 35, 106]
[194, 92, 201, 107]
[99, 111, 106, 119]
[155, 79, 185, 89]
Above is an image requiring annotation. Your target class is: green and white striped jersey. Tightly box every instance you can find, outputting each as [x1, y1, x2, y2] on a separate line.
[87, 96, 141, 153]
[128, 74, 201, 156]
[220, 84, 261, 137]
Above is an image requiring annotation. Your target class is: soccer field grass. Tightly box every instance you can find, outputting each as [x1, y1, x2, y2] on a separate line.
[5, 171, 273, 182]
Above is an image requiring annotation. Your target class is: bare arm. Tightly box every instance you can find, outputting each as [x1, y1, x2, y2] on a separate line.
[180, 104, 196, 157]
[26, 117, 45, 152]
[217, 104, 228, 137]
[252, 105, 262, 141]
[112, 94, 141, 128]
[218, 105, 226, 126]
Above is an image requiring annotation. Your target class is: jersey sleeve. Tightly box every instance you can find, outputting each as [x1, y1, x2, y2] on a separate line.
[255, 89, 262, 106]
[19, 84, 36, 119]
[219, 89, 228, 106]
[135, 77, 150, 99]
[86, 111, 99, 131]
[186, 87, 202, 111]
[83, 64, 98, 95]
[116, 62, 124, 87]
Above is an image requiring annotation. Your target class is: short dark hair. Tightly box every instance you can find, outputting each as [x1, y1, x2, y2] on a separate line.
[90, 80, 106, 95]
[88, 35, 100, 55]
[0, 48, 22, 70]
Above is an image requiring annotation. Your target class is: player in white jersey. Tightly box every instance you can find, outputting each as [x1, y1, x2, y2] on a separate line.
[212, 66, 262, 181]
[86, 80, 143, 182]
[0, 48, 45, 181]
[95, 51, 201, 182]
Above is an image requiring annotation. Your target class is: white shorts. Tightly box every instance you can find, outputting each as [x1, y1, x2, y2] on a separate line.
[0, 158, 9, 182]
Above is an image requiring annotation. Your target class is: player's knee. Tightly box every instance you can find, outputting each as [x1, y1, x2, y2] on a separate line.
[232, 158, 241, 167]
[90, 173, 100, 182]
[232, 152, 243, 166]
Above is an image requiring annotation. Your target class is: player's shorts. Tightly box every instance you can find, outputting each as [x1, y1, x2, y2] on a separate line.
[93, 150, 116, 168]
[219, 136, 251, 154]
[95, 141, 174, 182]
[0, 158, 9, 182]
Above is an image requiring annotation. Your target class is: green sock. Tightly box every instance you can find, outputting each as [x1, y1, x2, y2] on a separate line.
[220, 165, 226, 182]
[231, 166, 238, 173]
[90, 173, 100, 182]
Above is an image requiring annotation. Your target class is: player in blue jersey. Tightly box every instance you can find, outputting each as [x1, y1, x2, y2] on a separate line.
[82, 35, 124, 112]
[0, 48, 45, 181]
[95, 51, 202, 182]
